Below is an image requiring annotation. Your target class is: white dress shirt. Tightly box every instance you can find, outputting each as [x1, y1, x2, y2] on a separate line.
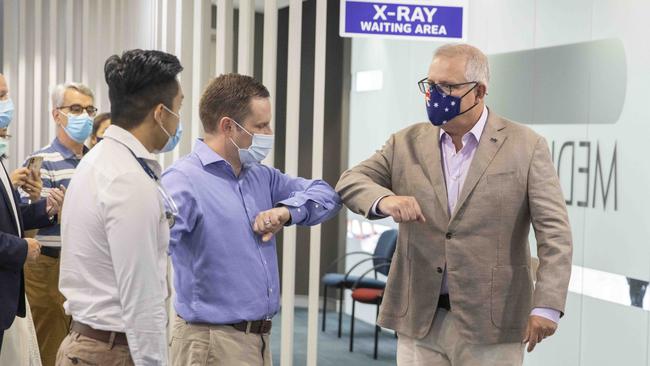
[1, 160, 22, 233]
[59, 125, 169, 365]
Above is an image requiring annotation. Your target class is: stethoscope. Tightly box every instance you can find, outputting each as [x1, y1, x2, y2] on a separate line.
[124, 145, 179, 229]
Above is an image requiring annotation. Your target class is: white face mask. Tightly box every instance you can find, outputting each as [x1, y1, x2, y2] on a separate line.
[229, 120, 274, 165]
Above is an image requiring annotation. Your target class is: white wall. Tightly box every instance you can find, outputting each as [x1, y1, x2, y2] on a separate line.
[1, 0, 215, 171]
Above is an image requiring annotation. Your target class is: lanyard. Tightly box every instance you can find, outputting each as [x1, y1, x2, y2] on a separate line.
[125, 148, 159, 181]
[122, 144, 178, 228]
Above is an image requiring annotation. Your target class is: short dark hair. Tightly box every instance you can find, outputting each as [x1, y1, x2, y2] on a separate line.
[199, 73, 270, 134]
[92, 113, 111, 136]
[104, 49, 183, 130]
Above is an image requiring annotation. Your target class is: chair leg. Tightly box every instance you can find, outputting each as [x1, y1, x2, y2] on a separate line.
[349, 299, 356, 352]
[338, 287, 344, 338]
[322, 285, 327, 332]
[374, 304, 380, 359]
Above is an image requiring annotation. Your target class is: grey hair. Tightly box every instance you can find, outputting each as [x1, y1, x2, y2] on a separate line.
[433, 43, 490, 89]
[50, 82, 94, 109]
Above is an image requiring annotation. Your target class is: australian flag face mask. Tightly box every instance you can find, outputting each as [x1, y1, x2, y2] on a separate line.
[425, 82, 479, 126]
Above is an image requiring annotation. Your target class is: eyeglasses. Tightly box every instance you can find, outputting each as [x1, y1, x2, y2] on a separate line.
[58, 104, 98, 117]
[417, 78, 478, 97]
[156, 184, 179, 228]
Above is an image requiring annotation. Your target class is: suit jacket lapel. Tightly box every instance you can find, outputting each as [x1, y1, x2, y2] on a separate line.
[414, 124, 449, 219]
[450, 113, 507, 222]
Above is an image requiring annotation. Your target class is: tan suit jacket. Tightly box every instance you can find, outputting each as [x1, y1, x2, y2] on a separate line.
[336, 111, 573, 344]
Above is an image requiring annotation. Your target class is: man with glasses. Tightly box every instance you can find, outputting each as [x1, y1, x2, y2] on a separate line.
[58, 49, 183, 366]
[21, 82, 91, 366]
[336, 44, 572, 365]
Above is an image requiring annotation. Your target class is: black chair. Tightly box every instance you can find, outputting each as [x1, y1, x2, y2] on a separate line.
[321, 229, 398, 338]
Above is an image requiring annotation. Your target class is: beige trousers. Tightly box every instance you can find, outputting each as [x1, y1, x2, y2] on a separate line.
[55, 331, 134, 366]
[170, 316, 272, 366]
[25, 254, 71, 366]
[397, 309, 524, 366]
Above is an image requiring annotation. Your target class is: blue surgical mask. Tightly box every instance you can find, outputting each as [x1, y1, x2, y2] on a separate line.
[61, 111, 93, 143]
[156, 105, 182, 153]
[425, 84, 479, 126]
[230, 120, 274, 165]
[0, 99, 15, 129]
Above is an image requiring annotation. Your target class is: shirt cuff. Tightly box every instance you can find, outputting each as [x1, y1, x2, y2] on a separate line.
[370, 195, 390, 217]
[530, 307, 561, 323]
[285, 206, 307, 226]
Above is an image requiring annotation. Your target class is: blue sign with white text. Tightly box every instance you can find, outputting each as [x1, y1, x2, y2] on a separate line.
[341, 1, 464, 41]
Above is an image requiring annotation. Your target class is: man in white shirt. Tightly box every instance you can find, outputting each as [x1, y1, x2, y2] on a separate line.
[57, 49, 184, 366]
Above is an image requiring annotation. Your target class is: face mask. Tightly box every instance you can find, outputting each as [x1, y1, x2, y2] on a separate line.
[61, 111, 93, 143]
[229, 120, 274, 165]
[156, 105, 182, 153]
[0, 99, 15, 129]
[0, 138, 9, 157]
[425, 83, 479, 126]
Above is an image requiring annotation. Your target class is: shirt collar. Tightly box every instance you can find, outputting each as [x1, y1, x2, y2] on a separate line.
[52, 137, 88, 159]
[193, 139, 226, 167]
[440, 105, 489, 143]
[103, 125, 157, 162]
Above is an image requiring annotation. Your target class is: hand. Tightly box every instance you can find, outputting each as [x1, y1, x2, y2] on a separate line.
[253, 207, 291, 242]
[46, 185, 66, 216]
[25, 238, 41, 262]
[23, 175, 43, 202]
[377, 196, 426, 223]
[9, 167, 29, 188]
[523, 315, 557, 352]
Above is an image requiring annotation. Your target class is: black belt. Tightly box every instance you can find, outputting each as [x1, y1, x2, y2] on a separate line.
[180, 316, 272, 335]
[231, 320, 272, 335]
[40, 246, 61, 259]
[437, 294, 451, 311]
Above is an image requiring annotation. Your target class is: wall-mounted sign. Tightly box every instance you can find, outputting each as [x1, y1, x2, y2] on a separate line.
[340, 0, 468, 42]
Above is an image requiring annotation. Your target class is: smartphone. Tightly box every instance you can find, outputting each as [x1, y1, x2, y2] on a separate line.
[26, 156, 43, 178]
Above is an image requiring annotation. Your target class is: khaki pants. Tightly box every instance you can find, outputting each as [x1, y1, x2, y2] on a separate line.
[170, 316, 272, 366]
[397, 309, 524, 366]
[55, 331, 134, 366]
[24, 254, 71, 366]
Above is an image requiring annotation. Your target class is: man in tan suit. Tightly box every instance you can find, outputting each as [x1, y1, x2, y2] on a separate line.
[336, 44, 572, 366]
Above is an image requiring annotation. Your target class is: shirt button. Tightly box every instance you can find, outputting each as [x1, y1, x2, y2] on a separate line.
[297, 208, 301, 212]
[446, 232, 453, 239]
[436, 267, 443, 274]
[269, 288, 273, 293]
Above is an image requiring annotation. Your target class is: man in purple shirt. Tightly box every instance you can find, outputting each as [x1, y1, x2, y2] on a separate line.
[162, 73, 341, 365]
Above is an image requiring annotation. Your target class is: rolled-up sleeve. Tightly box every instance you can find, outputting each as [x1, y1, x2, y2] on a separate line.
[269, 168, 342, 226]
